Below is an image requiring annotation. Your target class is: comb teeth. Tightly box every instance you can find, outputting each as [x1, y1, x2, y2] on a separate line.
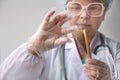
[72, 29, 91, 59]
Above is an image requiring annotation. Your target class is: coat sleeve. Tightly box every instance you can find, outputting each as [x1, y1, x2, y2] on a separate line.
[0, 43, 45, 80]
[115, 43, 120, 80]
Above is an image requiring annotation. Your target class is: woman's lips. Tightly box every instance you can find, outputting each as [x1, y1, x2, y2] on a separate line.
[77, 24, 91, 29]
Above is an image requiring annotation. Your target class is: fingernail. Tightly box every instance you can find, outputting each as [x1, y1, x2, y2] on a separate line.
[51, 7, 56, 11]
[64, 11, 76, 18]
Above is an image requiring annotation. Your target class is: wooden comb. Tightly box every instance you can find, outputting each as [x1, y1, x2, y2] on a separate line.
[72, 29, 91, 63]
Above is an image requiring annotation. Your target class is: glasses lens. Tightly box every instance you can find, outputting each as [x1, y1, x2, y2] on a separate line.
[67, 2, 82, 15]
[67, 2, 104, 17]
[87, 3, 103, 17]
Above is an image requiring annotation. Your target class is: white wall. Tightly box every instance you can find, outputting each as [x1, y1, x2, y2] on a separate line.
[0, 0, 120, 63]
[99, 0, 120, 42]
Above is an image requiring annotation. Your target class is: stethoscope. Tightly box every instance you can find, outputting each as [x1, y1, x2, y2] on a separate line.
[94, 33, 119, 80]
[63, 33, 119, 80]
[93, 33, 113, 56]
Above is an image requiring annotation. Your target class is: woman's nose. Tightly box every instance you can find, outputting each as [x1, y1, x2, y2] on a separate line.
[78, 9, 90, 19]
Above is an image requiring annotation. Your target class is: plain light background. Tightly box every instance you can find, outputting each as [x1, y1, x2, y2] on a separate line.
[0, 0, 120, 63]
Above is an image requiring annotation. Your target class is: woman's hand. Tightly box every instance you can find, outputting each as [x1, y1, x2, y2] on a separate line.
[27, 8, 77, 56]
[83, 59, 111, 80]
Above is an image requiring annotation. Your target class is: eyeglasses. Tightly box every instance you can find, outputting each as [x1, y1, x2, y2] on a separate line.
[66, 1, 105, 17]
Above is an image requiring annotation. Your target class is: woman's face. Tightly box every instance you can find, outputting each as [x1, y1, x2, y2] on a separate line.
[67, 0, 105, 39]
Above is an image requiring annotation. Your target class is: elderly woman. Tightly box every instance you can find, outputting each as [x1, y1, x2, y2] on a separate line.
[0, 0, 120, 80]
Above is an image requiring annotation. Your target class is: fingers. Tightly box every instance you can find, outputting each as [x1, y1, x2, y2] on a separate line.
[42, 9, 72, 32]
[61, 25, 78, 35]
[83, 59, 111, 80]
[86, 59, 108, 68]
[43, 8, 56, 23]
[54, 37, 72, 47]
[51, 12, 71, 27]
[87, 59, 110, 74]
[56, 14, 71, 27]
[84, 63, 107, 73]
[84, 68, 99, 79]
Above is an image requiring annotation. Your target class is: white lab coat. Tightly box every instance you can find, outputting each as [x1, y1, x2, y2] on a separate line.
[0, 32, 120, 80]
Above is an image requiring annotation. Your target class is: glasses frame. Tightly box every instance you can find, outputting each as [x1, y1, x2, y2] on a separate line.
[66, 1, 105, 17]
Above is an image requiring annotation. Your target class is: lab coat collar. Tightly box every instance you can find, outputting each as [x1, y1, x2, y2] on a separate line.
[65, 35, 88, 80]
[90, 32, 102, 53]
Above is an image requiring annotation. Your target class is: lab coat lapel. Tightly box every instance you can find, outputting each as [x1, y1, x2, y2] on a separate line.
[65, 38, 88, 80]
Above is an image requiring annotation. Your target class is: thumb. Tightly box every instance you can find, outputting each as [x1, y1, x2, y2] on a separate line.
[54, 37, 72, 47]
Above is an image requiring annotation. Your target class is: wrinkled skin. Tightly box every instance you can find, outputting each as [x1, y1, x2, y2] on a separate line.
[83, 59, 111, 80]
